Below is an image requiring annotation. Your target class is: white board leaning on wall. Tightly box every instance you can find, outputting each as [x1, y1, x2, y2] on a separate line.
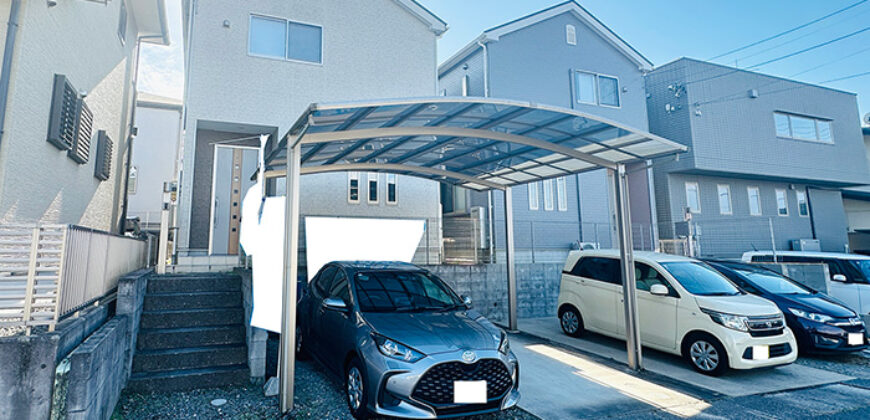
[239, 182, 425, 333]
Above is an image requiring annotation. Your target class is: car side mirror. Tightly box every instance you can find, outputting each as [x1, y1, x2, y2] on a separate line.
[831, 274, 847, 283]
[650, 284, 669, 296]
[462, 295, 473, 307]
[322, 297, 348, 312]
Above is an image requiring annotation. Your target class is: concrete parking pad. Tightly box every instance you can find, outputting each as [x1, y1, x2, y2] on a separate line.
[519, 317, 852, 397]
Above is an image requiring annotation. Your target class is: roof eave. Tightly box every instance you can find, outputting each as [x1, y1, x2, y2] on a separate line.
[393, 0, 448, 36]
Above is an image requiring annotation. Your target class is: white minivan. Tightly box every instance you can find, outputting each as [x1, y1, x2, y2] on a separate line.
[557, 250, 798, 375]
[742, 251, 870, 319]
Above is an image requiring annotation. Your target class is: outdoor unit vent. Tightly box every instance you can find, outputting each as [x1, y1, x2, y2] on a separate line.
[790, 239, 821, 252]
[93, 130, 113, 181]
[566, 24, 577, 45]
[68, 100, 93, 164]
[47, 74, 80, 151]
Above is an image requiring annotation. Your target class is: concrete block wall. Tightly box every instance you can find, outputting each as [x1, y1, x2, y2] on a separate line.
[0, 334, 59, 420]
[238, 269, 267, 382]
[116, 269, 151, 374]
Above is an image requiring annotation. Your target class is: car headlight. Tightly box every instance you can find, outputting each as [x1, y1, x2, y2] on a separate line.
[701, 308, 749, 332]
[372, 334, 425, 363]
[498, 331, 510, 355]
[788, 308, 835, 324]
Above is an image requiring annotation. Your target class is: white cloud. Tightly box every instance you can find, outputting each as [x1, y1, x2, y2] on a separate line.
[137, 0, 184, 100]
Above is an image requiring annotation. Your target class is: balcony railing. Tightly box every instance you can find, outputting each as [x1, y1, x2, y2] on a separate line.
[0, 224, 146, 335]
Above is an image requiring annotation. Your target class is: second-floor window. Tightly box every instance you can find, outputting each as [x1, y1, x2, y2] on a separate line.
[685, 182, 700, 213]
[796, 190, 809, 217]
[556, 177, 568, 211]
[368, 173, 378, 203]
[348, 172, 360, 203]
[249, 15, 322, 64]
[773, 112, 832, 143]
[717, 184, 732, 215]
[747, 186, 762, 216]
[775, 189, 789, 216]
[528, 182, 539, 210]
[543, 179, 554, 211]
[574, 71, 620, 108]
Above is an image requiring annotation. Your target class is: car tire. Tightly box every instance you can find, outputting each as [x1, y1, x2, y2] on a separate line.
[559, 306, 584, 337]
[683, 333, 729, 376]
[295, 326, 308, 360]
[345, 357, 370, 420]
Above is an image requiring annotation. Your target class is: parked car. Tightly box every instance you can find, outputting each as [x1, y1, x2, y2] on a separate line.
[705, 260, 867, 354]
[557, 250, 797, 376]
[297, 261, 520, 419]
[742, 251, 870, 318]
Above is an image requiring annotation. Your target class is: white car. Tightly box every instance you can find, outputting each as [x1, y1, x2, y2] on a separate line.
[742, 251, 870, 318]
[557, 250, 798, 375]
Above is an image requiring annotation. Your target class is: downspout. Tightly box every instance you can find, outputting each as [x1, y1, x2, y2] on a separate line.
[479, 39, 496, 260]
[0, 0, 22, 148]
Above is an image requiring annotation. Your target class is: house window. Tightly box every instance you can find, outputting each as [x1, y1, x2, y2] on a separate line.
[796, 190, 809, 217]
[249, 15, 322, 64]
[368, 173, 378, 203]
[386, 174, 397, 204]
[566, 24, 577, 45]
[118, 0, 128, 45]
[543, 179, 554, 211]
[773, 112, 833, 143]
[747, 186, 762, 216]
[574, 71, 619, 107]
[775, 189, 788, 216]
[528, 182, 539, 210]
[348, 172, 360, 203]
[717, 184, 732, 215]
[685, 182, 700, 213]
[556, 177, 568, 211]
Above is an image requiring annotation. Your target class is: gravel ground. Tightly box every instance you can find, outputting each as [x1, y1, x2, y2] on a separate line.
[795, 350, 870, 379]
[112, 359, 537, 420]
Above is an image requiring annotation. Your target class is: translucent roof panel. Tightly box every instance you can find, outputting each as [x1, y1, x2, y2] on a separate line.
[263, 97, 688, 191]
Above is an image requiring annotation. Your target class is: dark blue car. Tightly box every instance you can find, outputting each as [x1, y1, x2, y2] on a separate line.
[705, 260, 867, 354]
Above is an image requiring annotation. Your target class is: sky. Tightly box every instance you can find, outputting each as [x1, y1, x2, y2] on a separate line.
[138, 0, 870, 122]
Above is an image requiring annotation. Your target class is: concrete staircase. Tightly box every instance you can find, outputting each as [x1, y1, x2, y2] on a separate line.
[127, 273, 249, 392]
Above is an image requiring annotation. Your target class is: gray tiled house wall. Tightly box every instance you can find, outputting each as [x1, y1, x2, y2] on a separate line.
[647, 58, 869, 255]
[438, 9, 655, 257]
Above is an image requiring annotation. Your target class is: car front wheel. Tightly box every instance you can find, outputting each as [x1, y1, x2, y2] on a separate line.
[559, 306, 584, 337]
[684, 334, 728, 376]
[346, 357, 370, 420]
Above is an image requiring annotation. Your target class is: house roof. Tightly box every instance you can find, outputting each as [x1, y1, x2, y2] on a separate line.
[261, 97, 686, 191]
[393, 0, 448, 36]
[439, 0, 652, 76]
[136, 92, 183, 110]
[130, 0, 171, 45]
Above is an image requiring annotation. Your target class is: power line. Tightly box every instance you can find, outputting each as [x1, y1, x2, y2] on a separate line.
[819, 70, 870, 83]
[708, 0, 868, 60]
[788, 44, 870, 77]
[746, 26, 870, 69]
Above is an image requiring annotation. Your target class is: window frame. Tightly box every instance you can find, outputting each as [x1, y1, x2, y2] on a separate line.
[248, 14, 323, 65]
[528, 182, 539, 210]
[543, 179, 555, 211]
[573, 70, 621, 108]
[772, 111, 834, 144]
[556, 176, 568, 211]
[367, 173, 378, 204]
[775, 188, 789, 217]
[597, 74, 621, 108]
[348, 172, 360, 204]
[717, 184, 732, 215]
[747, 186, 762, 216]
[685, 182, 701, 214]
[796, 190, 809, 217]
[565, 24, 577, 45]
[386, 173, 397, 205]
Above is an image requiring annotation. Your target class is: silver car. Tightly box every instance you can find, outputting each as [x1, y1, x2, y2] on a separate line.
[297, 261, 520, 419]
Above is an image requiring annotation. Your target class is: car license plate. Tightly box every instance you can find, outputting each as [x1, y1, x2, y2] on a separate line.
[454, 380, 487, 404]
[752, 345, 769, 360]
[848, 333, 864, 346]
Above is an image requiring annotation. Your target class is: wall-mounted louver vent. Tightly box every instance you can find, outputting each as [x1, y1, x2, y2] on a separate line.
[566, 24, 577, 45]
[47, 74, 79, 150]
[68, 100, 93, 164]
[94, 130, 113, 181]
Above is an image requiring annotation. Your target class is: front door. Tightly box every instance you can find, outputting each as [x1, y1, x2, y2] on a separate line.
[210, 146, 259, 255]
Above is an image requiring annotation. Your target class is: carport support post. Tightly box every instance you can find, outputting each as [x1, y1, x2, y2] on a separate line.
[504, 187, 518, 332]
[613, 164, 642, 371]
[279, 140, 302, 413]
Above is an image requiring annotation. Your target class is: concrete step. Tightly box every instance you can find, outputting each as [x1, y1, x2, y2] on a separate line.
[137, 325, 245, 351]
[147, 275, 241, 294]
[143, 291, 241, 311]
[132, 344, 248, 373]
[126, 365, 249, 392]
[139, 308, 244, 329]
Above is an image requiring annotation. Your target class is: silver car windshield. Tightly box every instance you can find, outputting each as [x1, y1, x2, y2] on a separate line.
[660, 262, 742, 296]
[354, 271, 463, 313]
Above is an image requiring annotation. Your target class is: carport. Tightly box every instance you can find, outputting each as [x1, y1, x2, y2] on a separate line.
[260, 97, 687, 412]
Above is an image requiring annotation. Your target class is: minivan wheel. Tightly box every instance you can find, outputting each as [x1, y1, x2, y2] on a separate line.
[346, 358, 370, 420]
[559, 306, 584, 337]
[685, 335, 728, 376]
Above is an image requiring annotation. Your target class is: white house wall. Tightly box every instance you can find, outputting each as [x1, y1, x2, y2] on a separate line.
[128, 104, 183, 227]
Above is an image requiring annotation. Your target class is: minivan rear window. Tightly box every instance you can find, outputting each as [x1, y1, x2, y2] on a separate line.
[571, 257, 621, 284]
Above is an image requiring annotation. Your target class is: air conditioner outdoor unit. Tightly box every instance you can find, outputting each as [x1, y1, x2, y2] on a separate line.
[577, 242, 599, 251]
[791, 239, 821, 252]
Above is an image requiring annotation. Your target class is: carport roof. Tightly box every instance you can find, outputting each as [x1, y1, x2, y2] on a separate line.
[262, 97, 687, 190]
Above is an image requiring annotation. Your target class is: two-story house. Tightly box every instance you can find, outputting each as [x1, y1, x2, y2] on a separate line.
[177, 0, 447, 265]
[438, 1, 658, 262]
[843, 126, 870, 253]
[0, 0, 168, 232]
[647, 58, 870, 257]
